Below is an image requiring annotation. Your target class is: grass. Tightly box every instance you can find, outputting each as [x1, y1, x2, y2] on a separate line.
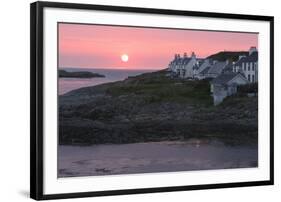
[106, 72, 213, 106]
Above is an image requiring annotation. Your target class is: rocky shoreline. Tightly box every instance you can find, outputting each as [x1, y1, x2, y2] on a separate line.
[59, 70, 258, 146]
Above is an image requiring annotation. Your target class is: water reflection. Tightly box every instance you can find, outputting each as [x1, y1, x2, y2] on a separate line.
[58, 140, 258, 178]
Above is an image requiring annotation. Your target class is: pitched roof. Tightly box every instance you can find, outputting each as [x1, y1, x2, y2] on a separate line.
[182, 58, 192, 64]
[197, 59, 211, 73]
[208, 61, 227, 75]
[235, 57, 246, 66]
[199, 66, 211, 75]
[210, 72, 246, 85]
[235, 52, 258, 66]
[193, 63, 200, 70]
[244, 51, 258, 62]
[222, 63, 233, 73]
[172, 57, 192, 65]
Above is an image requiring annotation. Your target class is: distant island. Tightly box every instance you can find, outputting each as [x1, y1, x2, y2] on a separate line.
[59, 70, 105, 78]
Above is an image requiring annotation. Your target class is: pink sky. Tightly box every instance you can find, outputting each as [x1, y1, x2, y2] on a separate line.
[59, 23, 258, 70]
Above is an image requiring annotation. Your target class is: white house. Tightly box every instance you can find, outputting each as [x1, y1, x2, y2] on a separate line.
[210, 72, 249, 105]
[167, 47, 258, 84]
[233, 47, 258, 83]
[168, 52, 197, 78]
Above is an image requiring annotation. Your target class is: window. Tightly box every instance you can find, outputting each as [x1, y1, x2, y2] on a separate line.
[248, 74, 251, 82]
[242, 63, 245, 71]
[252, 63, 255, 71]
[248, 63, 250, 71]
[250, 63, 253, 71]
[252, 75, 255, 82]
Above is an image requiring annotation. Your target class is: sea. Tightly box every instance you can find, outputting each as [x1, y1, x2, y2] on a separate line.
[59, 68, 155, 95]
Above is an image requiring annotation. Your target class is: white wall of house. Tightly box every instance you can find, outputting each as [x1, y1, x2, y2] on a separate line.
[168, 53, 197, 78]
[212, 74, 248, 105]
[212, 84, 229, 105]
[242, 61, 258, 83]
[183, 57, 197, 78]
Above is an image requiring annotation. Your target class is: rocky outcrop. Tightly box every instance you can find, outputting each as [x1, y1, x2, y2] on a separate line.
[59, 70, 258, 146]
[59, 70, 105, 78]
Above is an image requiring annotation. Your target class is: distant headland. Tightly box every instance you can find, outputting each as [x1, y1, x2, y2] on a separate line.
[59, 69, 105, 78]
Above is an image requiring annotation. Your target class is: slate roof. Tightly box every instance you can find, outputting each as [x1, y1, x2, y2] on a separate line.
[182, 58, 192, 64]
[208, 61, 227, 75]
[222, 63, 233, 73]
[193, 63, 200, 70]
[235, 52, 258, 66]
[197, 59, 211, 73]
[172, 57, 192, 66]
[199, 66, 211, 75]
[210, 73, 246, 85]
[235, 57, 246, 66]
[244, 51, 258, 62]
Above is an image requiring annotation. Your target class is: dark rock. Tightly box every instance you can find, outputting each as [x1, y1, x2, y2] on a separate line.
[59, 69, 105, 78]
[59, 70, 258, 146]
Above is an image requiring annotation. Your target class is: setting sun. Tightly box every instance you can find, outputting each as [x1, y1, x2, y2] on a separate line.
[121, 54, 129, 62]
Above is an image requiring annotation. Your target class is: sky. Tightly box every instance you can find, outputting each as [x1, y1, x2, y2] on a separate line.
[58, 23, 258, 70]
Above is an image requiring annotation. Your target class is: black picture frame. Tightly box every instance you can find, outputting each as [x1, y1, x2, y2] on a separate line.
[30, 1, 274, 200]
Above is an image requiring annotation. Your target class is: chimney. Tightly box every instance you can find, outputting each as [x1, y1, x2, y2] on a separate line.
[249, 46, 257, 55]
[183, 52, 187, 58]
[191, 52, 196, 59]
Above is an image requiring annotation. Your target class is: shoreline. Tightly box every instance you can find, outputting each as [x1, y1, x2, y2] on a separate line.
[59, 134, 258, 147]
[58, 68, 158, 95]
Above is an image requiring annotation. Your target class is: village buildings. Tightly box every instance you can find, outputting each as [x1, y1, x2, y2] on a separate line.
[232, 47, 258, 83]
[168, 52, 198, 78]
[167, 47, 258, 105]
[210, 73, 249, 105]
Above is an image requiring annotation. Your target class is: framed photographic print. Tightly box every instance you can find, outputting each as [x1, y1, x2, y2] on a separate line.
[30, 1, 274, 200]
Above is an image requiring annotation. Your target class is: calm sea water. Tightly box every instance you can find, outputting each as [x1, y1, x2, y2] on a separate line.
[58, 140, 258, 177]
[59, 68, 155, 95]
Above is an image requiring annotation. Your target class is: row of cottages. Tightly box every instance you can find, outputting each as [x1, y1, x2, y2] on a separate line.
[195, 60, 229, 79]
[168, 47, 258, 83]
[194, 47, 258, 83]
[168, 52, 198, 78]
[167, 52, 230, 79]
[168, 53, 231, 80]
[167, 47, 258, 105]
